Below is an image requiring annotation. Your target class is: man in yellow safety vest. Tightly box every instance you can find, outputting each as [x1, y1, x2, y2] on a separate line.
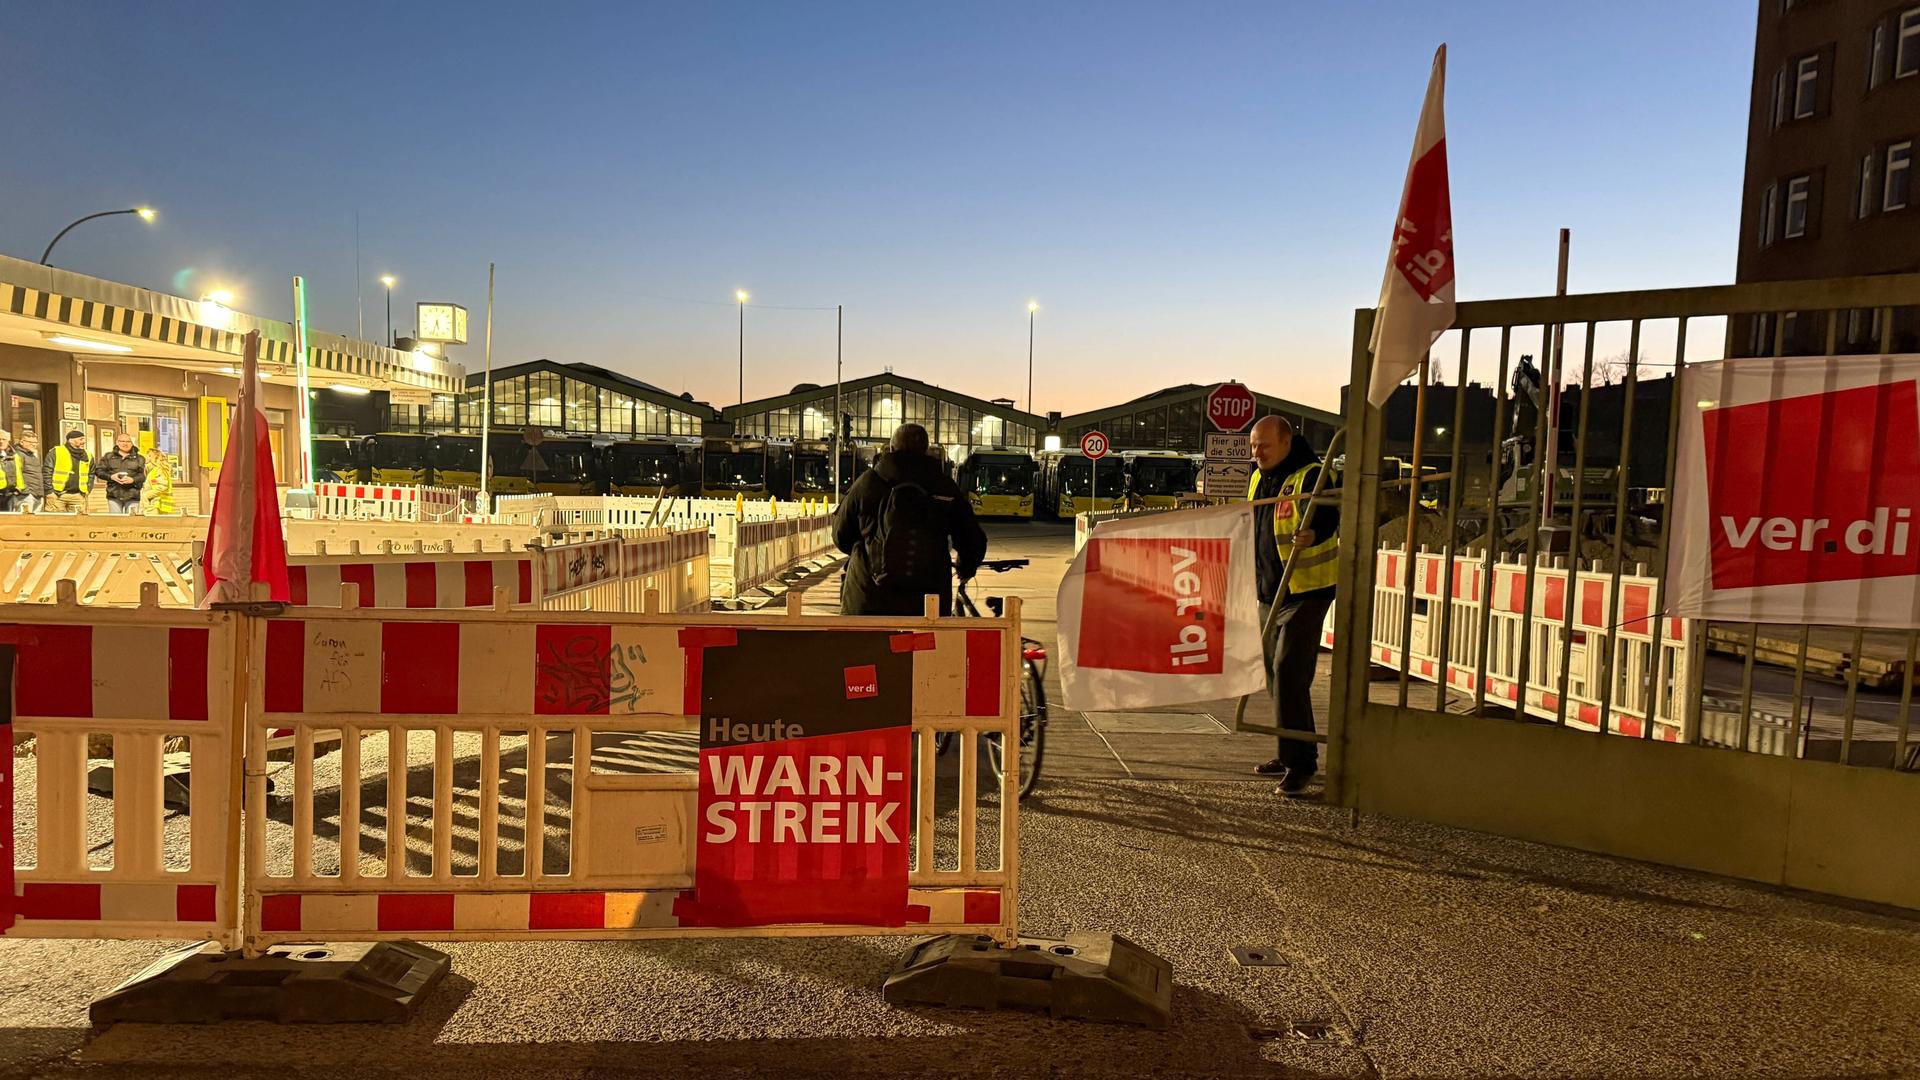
[46, 430, 95, 514]
[0, 428, 27, 512]
[1246, 415, 1339, 797]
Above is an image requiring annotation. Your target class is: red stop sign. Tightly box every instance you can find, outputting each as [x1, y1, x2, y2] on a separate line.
[1206, 382, 1256, 433]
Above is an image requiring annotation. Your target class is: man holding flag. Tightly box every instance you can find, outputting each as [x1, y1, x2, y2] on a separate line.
[1248, 416, 1338, 795]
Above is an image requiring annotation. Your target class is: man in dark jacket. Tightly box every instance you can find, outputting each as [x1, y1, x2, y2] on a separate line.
[93, 431, 148, 515]
[834, 423, 988, 616]
[1247, 414, 1340, 796]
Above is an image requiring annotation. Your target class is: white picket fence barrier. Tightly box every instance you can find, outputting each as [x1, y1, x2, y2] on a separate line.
[719, 513, 836, 598]
[1352, 546, 1694, 742]
[312, 483, 475, 523]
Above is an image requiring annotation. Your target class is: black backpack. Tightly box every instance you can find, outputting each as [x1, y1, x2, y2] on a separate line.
[869, 478, 949, 589]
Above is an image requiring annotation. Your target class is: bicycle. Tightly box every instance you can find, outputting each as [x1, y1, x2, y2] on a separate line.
[939, 558, 1048, 799]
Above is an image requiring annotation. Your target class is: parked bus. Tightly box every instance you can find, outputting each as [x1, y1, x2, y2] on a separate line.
[427, 434, 485, 490]
[360, 432, 430, 485]
[1038, 449, 1123, 517]
[788, 438, 861, 499]
[520, 437, 599, 495]
[692, 436, 778, 499]
[312, 435, 361, 483]
[604, 437, 687, 496]
[1122, 450, 1199, 509]
[957, 447, 1038, 518]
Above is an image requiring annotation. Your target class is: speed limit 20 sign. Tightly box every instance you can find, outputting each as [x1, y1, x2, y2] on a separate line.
[1080, 430, 1109, 460]
[1206, 382, 1256, 433]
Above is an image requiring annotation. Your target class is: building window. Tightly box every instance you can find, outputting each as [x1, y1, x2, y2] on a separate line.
[1757, 181, 1778, 247]
[1900, 7, 1920, 78]
[1857, 151, 1877, 217]
[1793, 55, 1819, 118]
[1870, 23, 1889, 88]
[1770, 66, 1787, 128]
[527, 372, 562, 428]
[563, 378, 596, 432]
[1887, 141, 1913, 211]
[1783, 174, 1811, 237]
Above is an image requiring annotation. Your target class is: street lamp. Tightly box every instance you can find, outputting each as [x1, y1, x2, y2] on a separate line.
[40, 207, 156, 265]
[380, 275, 397, 345]
[1026, 300, 1039, 414]
[735, 289, 750, 405]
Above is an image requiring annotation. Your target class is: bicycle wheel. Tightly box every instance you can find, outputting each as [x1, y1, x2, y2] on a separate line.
[987, 657, 1046, 798]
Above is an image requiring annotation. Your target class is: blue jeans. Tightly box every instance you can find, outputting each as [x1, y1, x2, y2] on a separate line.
[108, 496, 141, 515]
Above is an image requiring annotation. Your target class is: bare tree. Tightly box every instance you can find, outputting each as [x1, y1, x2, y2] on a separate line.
[1587, 351, 1629, 385]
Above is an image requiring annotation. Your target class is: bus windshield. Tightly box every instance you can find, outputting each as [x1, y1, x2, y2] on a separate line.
[1057, 457, 1124, 497]
[705, 451, 765, 487]
[609, 444, 679, 487]
[519, 442, 591, 481]
[969, 455, 1034, 495]
[1131, 458, 1197, 495]
[793, 452, 832, 491]
[314, 439, 356, 475]
[368, 436, 427, 470]
[431, 438, 480, 475]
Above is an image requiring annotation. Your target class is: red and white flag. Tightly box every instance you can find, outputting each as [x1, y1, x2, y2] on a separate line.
[202, 329, 290, 606]
[1367, 44, 1456, 407]
[1056, 504, 1267, 710]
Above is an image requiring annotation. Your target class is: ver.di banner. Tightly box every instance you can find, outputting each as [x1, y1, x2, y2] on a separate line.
[1056, 502, 1266, 710]
[672, 629, 913, 928]
[1668, 354, 1920, 628]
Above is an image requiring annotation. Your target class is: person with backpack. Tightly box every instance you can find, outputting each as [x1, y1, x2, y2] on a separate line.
[834, 423, 988, 617]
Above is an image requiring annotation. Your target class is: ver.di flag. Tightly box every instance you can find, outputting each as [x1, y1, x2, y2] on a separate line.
[1056, 503, 1266, 711]
[202, 329, 290, 606]
[1367, 43, 1456, 407]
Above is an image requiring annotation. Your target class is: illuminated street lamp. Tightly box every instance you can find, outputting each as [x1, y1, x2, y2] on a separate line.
[380, 274, 398, 345]
[40, 207, 156, 265]
[736, 289, 750, 405]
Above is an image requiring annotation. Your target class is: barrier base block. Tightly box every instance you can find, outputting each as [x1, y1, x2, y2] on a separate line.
[90, 941, 451, 1024]
[882, 932, 1173, 1029]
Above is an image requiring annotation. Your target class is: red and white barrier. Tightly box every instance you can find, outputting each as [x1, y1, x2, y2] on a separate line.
[245, 602, 1019, 949]
[313, 483, 470, 523]
[1, 598, 240, 946]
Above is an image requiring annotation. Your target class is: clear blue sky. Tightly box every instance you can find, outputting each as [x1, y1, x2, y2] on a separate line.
[0, 1, 1753, 414]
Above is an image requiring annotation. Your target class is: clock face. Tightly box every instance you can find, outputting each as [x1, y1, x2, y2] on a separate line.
[415, 302, 468, 343]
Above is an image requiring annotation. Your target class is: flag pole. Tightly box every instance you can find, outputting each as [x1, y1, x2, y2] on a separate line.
[833, 304, 843, 498]
[1540, 229, 1570, 522]
[291, 277, 313, 491]
[479, 262, 495, 515]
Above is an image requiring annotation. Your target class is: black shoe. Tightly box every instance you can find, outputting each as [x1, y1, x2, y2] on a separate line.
[1276, 767, 1318, 797]
[1254, 758, 1286, 776]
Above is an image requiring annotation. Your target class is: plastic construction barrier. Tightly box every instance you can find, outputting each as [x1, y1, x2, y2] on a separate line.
[1, 585, 242, 947]
[1356, 546, 1691, 741]
[313, 483, 472, 523]
[534, 530, 711, 614]
[243, 599, 1021, 950]
[722, 514, 835, 598]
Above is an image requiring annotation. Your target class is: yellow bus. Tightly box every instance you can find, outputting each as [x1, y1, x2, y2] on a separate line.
[1121, 450, 1199, 509]
[1038, 449, 1123, 517]
[604, 437, 686, 496]
[312, 435, 361, 483]
[694, 437, 776, 500]
[958, 448, 1037, 518]
[360, 432, 430, 485]
[427, 434, 485, 491]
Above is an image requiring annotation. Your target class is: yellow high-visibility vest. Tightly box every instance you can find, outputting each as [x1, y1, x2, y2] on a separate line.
[49, 445, 91, 495]
[0, 453, 22, 492]
[1249, 461, 1338, 595]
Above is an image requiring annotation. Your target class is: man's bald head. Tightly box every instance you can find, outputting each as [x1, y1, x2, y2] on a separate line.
[1248, 415, 1294, 471]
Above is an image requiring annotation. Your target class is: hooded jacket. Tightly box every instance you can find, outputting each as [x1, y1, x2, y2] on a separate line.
[833, 450, 988, 616]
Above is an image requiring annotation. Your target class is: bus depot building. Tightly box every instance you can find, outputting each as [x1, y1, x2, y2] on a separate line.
[0, 253, 464, 514]
[1055, 383, 1340, 453]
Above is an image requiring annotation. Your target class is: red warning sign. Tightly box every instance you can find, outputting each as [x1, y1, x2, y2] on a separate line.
[673, 630, 913, 927]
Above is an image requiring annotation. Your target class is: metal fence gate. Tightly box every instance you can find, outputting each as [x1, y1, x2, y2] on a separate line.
[1326, 271, 1920, 910]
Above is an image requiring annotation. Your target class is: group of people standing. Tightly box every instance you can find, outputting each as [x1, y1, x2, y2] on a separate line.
[0, 428, 176, 515]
